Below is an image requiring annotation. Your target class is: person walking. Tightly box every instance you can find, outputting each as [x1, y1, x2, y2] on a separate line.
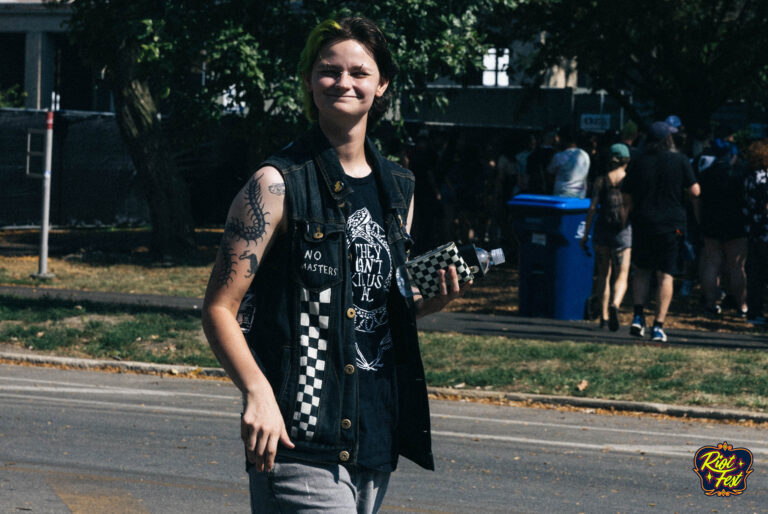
[696, 138, 748, 316]
[581, 143, 632, 331]
[622, 121, 700, 342]
[524, 130, 558, 194]
[743, 138, 768, 325]
[201, 17, 468, 513]
[548, 127, 590, 198]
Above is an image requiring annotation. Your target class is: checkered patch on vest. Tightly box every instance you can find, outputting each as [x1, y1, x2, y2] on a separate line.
[291, 287, 331, 440]
[405, 242, 473, 299]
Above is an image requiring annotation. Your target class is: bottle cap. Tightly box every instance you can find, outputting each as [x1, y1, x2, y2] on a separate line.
[490, 248, 505, 266]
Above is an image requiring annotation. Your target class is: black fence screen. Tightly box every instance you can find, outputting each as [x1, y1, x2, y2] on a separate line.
[0, 108, 148, 227]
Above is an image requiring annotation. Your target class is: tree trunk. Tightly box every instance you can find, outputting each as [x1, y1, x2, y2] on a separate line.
[110, 49, 197, 259]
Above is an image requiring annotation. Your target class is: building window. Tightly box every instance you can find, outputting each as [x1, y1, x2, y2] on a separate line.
[482, 48, 509, 87]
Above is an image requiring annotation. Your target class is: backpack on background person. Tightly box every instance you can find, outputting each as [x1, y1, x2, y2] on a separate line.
[601, 179, 627, 231]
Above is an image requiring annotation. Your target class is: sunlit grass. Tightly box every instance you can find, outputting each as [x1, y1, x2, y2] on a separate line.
[0, 255, 211, 298]
[419, 331, 768, 410]
[0, 296, 216, 367]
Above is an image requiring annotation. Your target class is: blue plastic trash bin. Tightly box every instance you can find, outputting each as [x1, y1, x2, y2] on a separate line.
[508, 194, 594, 320]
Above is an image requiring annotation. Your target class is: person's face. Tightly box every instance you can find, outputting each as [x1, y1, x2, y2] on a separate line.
[307, 39, 389, 123]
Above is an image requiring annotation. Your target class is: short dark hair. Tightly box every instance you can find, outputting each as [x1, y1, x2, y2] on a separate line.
[643, 135, 675, 155]
[298, 17, 398, 125]
[607, 155, 630, 170]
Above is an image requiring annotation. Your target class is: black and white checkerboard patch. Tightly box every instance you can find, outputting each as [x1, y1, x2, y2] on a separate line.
[291, 287, 331, 441]
[405, 242, 473, 299]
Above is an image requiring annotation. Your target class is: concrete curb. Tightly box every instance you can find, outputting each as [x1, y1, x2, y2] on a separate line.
[428, 386, 768, 423]
[0, 351, 225, 378]
[2, 351, 766, 423]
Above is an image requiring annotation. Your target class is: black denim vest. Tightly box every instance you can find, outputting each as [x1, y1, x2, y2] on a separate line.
[242, 126, 434, 470]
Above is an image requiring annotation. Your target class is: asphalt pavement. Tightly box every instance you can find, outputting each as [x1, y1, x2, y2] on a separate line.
[1, 284, 767, 423]
[3, 364, 768, 513]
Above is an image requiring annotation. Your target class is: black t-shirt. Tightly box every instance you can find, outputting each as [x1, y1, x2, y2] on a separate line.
[622, 150, 697, 233]
[525, 146, 556, 194]
[697, 156, 748, 239]
[344, 171, 398, 472]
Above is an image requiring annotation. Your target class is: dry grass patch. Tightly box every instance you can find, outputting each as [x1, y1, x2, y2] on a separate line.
[0, 255, 211, 297]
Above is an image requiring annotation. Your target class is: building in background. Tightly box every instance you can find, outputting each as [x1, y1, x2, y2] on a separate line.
[0, 1, 111, 112]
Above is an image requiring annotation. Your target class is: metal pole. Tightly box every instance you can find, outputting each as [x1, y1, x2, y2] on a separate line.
[35, 109, 55, 279]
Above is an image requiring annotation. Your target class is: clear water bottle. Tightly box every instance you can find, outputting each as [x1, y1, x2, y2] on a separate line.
[458, 244, 506, 279]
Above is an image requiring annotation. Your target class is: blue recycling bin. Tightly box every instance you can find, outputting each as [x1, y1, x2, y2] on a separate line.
[508, 194, 595, 320]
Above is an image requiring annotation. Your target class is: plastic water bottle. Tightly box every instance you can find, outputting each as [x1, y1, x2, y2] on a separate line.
[458, 244, 506, 279]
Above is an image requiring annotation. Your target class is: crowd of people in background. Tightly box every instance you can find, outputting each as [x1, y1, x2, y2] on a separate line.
[399, 115, 768, 340]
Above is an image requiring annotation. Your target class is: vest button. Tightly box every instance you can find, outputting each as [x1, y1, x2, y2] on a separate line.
[334, 181, 344, 193]
[346, 308, 356, 319]
[344, 364, 355, 375]
[313, 231, 324, 240]
[339, 450, 350, 462]
[341, 418, 352, 430]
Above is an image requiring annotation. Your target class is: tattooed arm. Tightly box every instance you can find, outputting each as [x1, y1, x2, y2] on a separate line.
[201, 166, 293, 472]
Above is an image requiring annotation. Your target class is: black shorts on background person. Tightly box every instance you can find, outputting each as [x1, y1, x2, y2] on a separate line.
[631, 230, 682, 276]
[622, 121, 700, 342]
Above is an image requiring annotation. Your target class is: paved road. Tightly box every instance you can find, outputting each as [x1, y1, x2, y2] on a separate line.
[2, 364, 767, 513]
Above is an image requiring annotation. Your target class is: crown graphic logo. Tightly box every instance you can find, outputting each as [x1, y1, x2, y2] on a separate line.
[693, 441, 754, 497]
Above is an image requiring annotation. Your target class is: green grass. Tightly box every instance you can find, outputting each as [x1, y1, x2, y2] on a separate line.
[419, 332, 768, 411]
[0, 296, 217, 367]
[2, 295, 767, 411]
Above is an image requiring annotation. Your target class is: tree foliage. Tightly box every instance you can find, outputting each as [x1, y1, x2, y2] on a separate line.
[0, 85, 26, 108]
[497, 0, 768, 134]
[56, 0, 495, 256]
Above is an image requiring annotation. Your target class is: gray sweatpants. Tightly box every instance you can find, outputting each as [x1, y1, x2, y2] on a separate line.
[248, 459, 390, 513]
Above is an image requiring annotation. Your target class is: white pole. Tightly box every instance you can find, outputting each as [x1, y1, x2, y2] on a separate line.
[35, 109, 55, 279]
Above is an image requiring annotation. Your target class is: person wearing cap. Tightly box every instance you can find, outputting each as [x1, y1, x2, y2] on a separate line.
[665, 114, 687, 153]
[621, 121, 700, 342]
[581, 143, 632, 331]
[665, 115, 682, 131]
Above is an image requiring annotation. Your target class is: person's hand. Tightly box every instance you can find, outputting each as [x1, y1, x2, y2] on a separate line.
[416, 265, 472, 318]
[241, 389, 294, 472]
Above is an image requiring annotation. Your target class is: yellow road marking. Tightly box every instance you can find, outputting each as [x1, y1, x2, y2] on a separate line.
[381, 506, 456, 513]
[48, 476, 150, 514]
[3, 463, 247, 495]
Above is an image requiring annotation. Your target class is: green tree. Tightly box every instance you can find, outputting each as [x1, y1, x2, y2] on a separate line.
[496, 0, 768, 134]
[56, 0, 495, 257]
[0, 85, 26, 108]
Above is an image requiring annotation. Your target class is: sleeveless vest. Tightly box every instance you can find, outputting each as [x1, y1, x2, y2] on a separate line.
[240, 126, 434, 470]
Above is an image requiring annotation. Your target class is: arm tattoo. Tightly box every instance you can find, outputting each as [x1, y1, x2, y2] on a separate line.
[224, 175, 270, 243]
[215, 239, 238, 287]
[239, 249, 259, 279]
[268, 183, 285, 196]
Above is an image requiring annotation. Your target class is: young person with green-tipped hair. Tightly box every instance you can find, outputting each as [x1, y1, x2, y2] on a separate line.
[202, 17, 469, 513]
